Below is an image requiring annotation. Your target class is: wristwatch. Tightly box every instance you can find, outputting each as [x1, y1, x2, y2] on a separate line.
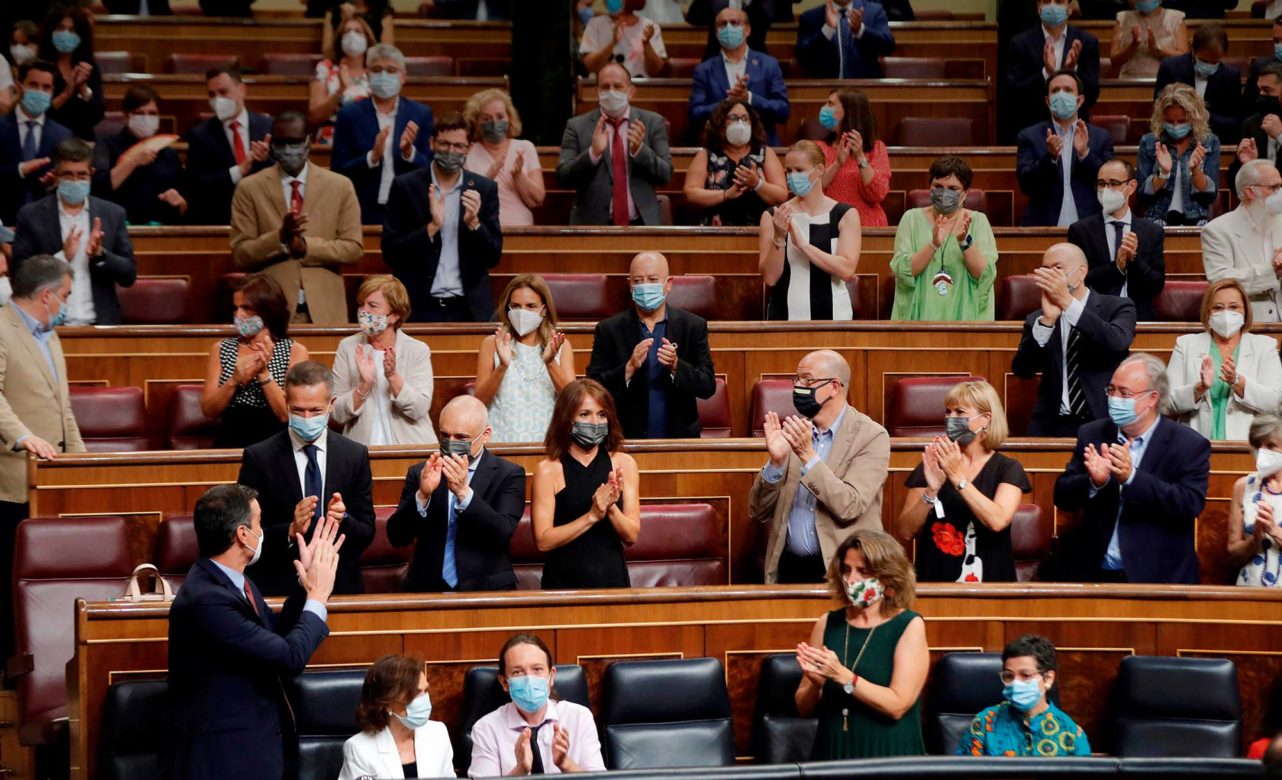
[956, 479, 969, 491]
[857, 158, 870, 170]
[958, 233, 974, 251]
[842, 680, 856, 696]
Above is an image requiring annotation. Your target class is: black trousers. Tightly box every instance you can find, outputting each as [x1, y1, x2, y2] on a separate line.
[777, 548, 827, 584]
[421, 296, 473, 323]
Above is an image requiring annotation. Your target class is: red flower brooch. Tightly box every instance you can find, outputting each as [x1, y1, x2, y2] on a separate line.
[932, 522, 965, 557]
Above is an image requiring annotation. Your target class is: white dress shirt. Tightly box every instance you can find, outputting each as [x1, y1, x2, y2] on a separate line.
[366, 98, 401, 205]
[55, 201, 96, 325]
[290, 427, 329, 500]
[1032, 289, 1092, 415]
[722, 51, 750, 104]
[279, 160, 309, 206]
[1042, 25, 1067, 80]
[224, 107, 251, 185]
[1104, 208, 1133, 297]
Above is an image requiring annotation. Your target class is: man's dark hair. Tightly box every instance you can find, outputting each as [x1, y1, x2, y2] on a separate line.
[1002, 634, 1058, 672]
[1045, 68, 1083, 95]
[1262, 62, 1282, 82]
[928, 156, 973, 189]
[53, 137, 92, 167]
[1101, 158, 1136, 181]
[285, 360, 334, 396]
[433, 110, 469, 137]
[18, 59, 57, 84]
[194, 484, 259, 557]
[1192, 23, 1228, 54]
[498, 633, 552, 676]
[272, 110, 308, 137]
[204, 62, 244, 84]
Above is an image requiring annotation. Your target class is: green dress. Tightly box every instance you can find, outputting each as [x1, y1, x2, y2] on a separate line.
[889, 207, 998, 321]
[811, 608, 926, 759]
[1209, 341, 1240, 441]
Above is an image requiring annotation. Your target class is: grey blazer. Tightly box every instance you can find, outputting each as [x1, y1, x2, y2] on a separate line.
[556, 106, 673, 226]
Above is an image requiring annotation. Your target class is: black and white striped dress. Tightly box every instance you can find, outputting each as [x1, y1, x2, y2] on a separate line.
[212, 336, 293, 448]
[766, 202, 854, 321]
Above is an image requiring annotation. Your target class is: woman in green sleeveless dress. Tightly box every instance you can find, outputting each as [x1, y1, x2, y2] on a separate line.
[795, 529, 929, 759]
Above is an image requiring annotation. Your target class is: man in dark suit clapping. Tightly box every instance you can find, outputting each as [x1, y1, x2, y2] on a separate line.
[387, 395, 525, 593]
[182, 63, 273, 225]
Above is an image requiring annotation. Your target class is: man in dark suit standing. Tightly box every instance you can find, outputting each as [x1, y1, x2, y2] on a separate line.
[795, 0, 894, 79]
[1154, 24, 1242, 144]
[587, 251, 717, 439]
[387, 395, 525, 593]
[238, 360, 375, 596]
[1232, 62, 1282, 186]
[1053, 354, 1210, 584]
[1016, 70, 1114, 227]
[0, 60, 71, 226]
[383, 112, 501, 323]
[164, 484, 341, 780]
[1002, 0, 1100, 143]
[332, 44, 433, 226]
[182, 64, 273, 225]
[686, 0, 776, 61]
[1012, 243, 1137, 437]
[557, 62, 673, 226]
[689, 6, 790, 145]
[11, 137, 136, 325]
[1068, 159, 1166, 321]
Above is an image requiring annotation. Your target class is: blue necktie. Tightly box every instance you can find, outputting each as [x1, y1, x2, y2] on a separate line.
[21, 121, 37, 163]
[442, 492, 459, 589]
[837, 7, 857, 79]
[303, 444, 322, 522]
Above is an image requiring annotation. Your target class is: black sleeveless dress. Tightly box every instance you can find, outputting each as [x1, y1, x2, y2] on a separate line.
[541, 447, 631, 590]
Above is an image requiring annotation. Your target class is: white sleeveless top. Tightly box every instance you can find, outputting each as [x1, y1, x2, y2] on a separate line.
[1238, 473, 1282, 588]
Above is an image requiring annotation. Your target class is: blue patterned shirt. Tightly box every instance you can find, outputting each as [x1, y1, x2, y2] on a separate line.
[957, 701, 1091, 757]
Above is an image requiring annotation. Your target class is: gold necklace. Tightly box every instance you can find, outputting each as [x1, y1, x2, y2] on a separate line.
[841, 618, 877, 733]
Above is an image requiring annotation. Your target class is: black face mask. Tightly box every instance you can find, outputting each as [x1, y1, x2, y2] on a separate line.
[793, 380, 833, 419]
[571, 421, 609, 449]
[1260, 96, 1282, 116]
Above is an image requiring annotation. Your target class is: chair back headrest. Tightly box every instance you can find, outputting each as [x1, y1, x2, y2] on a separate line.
[601, 657, 730, 725]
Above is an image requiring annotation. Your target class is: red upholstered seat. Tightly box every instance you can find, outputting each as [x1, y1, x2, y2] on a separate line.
[1004, 376, 1040, 438]
[666, 57, 702, 78]
[749, 379, 795, 437]
[1011, 503, 1050, 582]
[96, 51, 146, 75]
[509, 503, 725, 589]
[258, 53, 322, 76]
[799, 118, 827, 141]
[996, 275, 1041, 321]
[95, 111, 127, 138]
[118, 277, 191, 325]
[897, 117, 975, 146]
[12, 516, 134, 745]
[167, 53, 238, 74]
[844, 276, 874, 319]
[906, 188, 987, 215]
[361, 507, 413, 594]
[657, 193, 673, 226]
[885, 375, 976, 437]
[667, 275, 716, 320]
[697, 378, 732, 438]
[1153, 280, 1207, 322]
[882, 57, 946, 79]
[543, 273, 612, 320]
[156, 515, 197, 589]
[167, 384, 217, 450]
[68, 386, 149, 452]
[1092, 114, 1131, 147]
[404, 56, 454, 77]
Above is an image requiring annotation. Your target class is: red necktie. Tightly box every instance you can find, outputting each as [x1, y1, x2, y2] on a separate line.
[610, 118, 630, 227]
[290, 180, 303, 213]
[232, 121, 246, 166]
[244, 579, 260, 618]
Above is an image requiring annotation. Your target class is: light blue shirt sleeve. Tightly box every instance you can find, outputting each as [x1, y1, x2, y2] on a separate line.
[303, 599, 328, 622]
[416, 492, 429, 517]
[801, 456, 821, 476]
[762, 462, 785, 484]
[455, 487, 474, 513]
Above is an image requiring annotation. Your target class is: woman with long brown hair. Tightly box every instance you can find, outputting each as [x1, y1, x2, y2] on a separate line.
[339, 654, 453, 779]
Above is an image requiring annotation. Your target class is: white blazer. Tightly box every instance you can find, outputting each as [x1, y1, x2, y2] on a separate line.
[338, 721, 455, 780]
[331, 328, 437, 446]
[1167, 330, 1282, 441]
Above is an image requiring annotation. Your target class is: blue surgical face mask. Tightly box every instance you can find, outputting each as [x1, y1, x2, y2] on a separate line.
[818, 105, 840, 131]
[1163, 122, 1192, 140]
[1275, 43, 1282, 62]
[507, 675, 550, 713]
[717, 22, 745, 50]
[52, 29, 80, 54]
[605, 0, 624, 14]
[289, 412, 329, 442]
[1049, 91, 1079, 121]
[787, 167, 817, 197]
[578, 6, 595, 25]
[392, 692, 432, 730]
[58, 179, 90, 206]
[1194, 58, 1220, 78]
[1135, 0, 1161, 13]
[632, 281, 666, 312]
[20, 89, 51, 117]
[44, 292, 67, 329]
[368, 71, 401, 100]
[1039, 3, 1069, 27]
[1107, 395, 1140, 428]
[1003, 677, 1044, 713]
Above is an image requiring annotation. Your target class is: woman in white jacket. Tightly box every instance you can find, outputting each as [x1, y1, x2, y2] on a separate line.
[340, 654, 454, 780]
[332, 276, 437, 446]
[1167, 278, 1282, 441]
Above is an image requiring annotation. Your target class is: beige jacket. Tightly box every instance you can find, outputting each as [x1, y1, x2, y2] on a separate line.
[0, 304, 85, 502]
[330, 329, 437, 446]
[230, 163, 363, 325]
[749, 406, 890, 584]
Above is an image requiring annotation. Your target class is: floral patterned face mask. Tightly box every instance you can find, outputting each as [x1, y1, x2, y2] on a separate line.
[845, 577, 884, 608]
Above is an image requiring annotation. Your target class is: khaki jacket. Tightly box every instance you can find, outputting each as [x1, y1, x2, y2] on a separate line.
[749, 406, 890, 584]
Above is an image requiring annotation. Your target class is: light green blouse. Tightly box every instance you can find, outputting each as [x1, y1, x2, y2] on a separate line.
[890, 207, 998, 321]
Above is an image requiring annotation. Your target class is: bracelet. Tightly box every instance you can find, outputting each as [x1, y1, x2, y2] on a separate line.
[356, 386, 371, 400]
[921, 491, 938, 506]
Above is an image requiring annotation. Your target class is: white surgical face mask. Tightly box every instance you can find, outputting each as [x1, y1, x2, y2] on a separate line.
[341, 30, 368, 57]
[128, 113, 160, 140]
[10, 43, 36, 66]
[508, 307, 543, 337]
[1209, 310, 1245, 339]
[1258, 187, 1282, 216]
[725, 119, 752, 147]
[599, 89, 630, 119]
[242, 526, 263, 566]
[1097, 187, 1126, 214]
[1259, 448, 1282, 478]
[210, 95, 239, 122]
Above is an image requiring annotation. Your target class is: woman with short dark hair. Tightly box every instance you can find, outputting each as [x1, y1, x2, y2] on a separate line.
[91, 84, 188, 225]
[340, 654, 454, 779]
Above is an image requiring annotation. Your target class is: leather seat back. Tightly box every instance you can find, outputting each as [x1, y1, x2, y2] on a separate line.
[749, 379, 796, 437]
[883, 57, 947, 79]
[1153, 280, 1208, 323]
[167, 53, 237, 74]
[926, 652, 1004, 755]
[455, 665, 589, 775]
[99, 679, 167, 780]
[1113, 656, 1241, 758]
[543, 273, 612, 321]
[166, 384, 217, 450]
[360, 507, 412, 594]
[906, 188, 988, 215]
[667, 275, 717, 320]
[997, 275, 1041, 322]
[509, 507, 542, 589]
[753, 654, 817, 764]
[404, 55, 454, 77]
[69, 386, 149, 452]
[257, 52, 320, 76]
[155, 515, 198, 589]
[1092, 113, 1132, 146]
[600, 657, 734, 770]
[290, 669, 366, 780]
[697, 378, 732, 438]
[1011, 504, 1050, 582]
[885, 375, 976, 437]
[117, 277, 191, 325]
[897, 117, 975, 146]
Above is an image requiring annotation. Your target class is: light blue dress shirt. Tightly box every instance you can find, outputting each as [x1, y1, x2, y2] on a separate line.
[1054, 120, 1080, 227]
[428, 166, 464, 298]
[211, 558, 327, 622]
[415, 451, 481, 588]
[13, 302, 57, 382]
[1090, 416, 1161, 571]
[761, 405, 848, 557]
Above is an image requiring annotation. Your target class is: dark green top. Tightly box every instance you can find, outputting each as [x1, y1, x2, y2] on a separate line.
[811, 608, 926, 760]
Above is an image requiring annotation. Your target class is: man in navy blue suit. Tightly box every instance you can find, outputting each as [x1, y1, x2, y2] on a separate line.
[332, 43, 434, 226]
[0, 60, 71, 226]
[1016, 70, 1115, 227]
[182, 64, 273, 225]
[689, 6, 789, 145]
[163, 483, 342, 780]
[1002, 0, 1100, 143]
[795, 0, 894, 79]
[1154, 24, 1242, 144]
[1054, 354, 1210, 584]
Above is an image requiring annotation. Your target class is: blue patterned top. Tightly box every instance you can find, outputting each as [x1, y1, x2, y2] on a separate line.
[957, 701, 1091, 757]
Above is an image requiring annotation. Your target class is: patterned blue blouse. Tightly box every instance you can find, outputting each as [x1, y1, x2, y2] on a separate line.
[956, 701, 1091, 757]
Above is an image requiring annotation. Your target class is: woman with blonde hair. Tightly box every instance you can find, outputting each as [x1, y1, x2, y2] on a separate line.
[757, 139, 861, 320]
[896, 380, 1031, 583]
[794, 529, 928, 758]
[475, 274, 576, 443]
[1136, 82, 1219, 227]
[464, 88, 545, 226]
[331, 275, 436, 446]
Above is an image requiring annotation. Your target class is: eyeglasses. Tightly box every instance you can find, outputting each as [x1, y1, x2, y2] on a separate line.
[999, 670, 1044, 685]
[434, 141, 469, 153]
[793, 376, 835, 388]
[1096, 179, 1133, 188]
[1104, 386, 1156, 400]
[1253, 183, 1282, 194]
